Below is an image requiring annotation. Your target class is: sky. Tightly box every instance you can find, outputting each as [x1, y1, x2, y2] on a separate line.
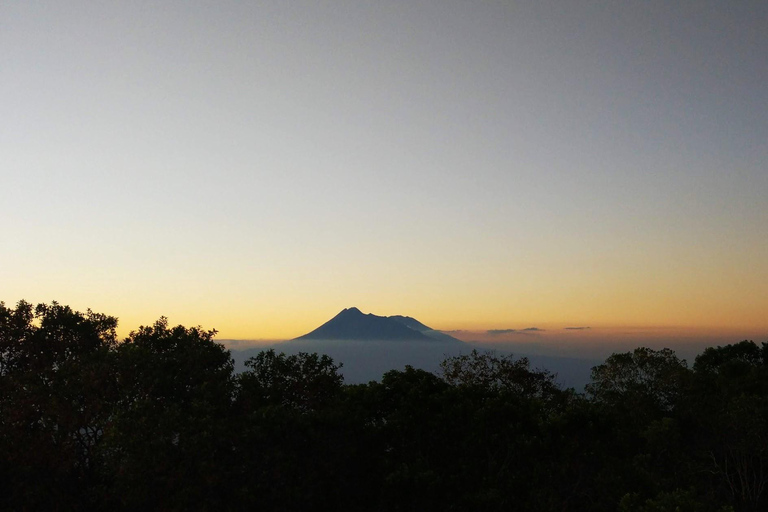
[2, 1, 767, 344]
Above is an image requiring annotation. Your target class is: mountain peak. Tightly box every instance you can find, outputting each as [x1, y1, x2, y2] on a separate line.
[294, 308, 461, 343]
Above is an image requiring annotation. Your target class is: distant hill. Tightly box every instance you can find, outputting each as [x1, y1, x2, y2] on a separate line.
[293, 307, 462, 343]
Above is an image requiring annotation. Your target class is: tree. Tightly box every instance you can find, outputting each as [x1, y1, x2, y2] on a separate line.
[688, 341, 768, 511]
[587, 347, 689, 418]
[106, 318, 235, 510]
[232, 350, 355, 511]
[237, 349, 343, 413]
[0, 300, 118, 509]
[619, 488, 734, 512]
[585, 348, 694, 505]
[440, 349, 560, 401]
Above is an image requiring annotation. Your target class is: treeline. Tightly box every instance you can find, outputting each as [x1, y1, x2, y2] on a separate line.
[1, 302, 767, 511]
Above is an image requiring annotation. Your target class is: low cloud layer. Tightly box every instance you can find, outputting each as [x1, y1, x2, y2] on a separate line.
[487, 328, 544, 336]
[564, 327, 591, 331]
[487, 329, 517, 335]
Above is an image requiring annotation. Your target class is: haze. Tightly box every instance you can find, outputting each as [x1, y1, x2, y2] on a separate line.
[2, 1, 766, 342]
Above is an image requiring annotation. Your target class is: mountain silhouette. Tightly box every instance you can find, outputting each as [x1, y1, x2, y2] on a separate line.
[293, 307, 461, 343]
[388, 315, 463, 343]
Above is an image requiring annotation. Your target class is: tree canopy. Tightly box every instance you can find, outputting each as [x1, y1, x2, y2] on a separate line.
[1, 300, 765, 511]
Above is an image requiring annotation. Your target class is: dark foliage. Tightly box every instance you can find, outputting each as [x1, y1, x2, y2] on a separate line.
[1, 301, 765, 511]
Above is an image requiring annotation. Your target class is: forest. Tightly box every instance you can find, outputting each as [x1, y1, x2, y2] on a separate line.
[1, 301, 766, 511]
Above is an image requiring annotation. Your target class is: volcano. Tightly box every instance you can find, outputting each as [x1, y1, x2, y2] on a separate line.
[293, 307, 461, 343]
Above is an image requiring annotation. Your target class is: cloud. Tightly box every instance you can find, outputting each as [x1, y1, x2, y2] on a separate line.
[564, 326, 591, 330]
[486, 328, 543, 335]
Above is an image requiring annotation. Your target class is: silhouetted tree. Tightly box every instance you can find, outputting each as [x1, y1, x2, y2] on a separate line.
[237, 349, 343, 412]
[687, 341, 768, 511]
[587, 347, 689, 418]
[232, 350, 369, 511]
[0, 300, 118, 510]
[105, 318, 235, 510]
[3, 300, 766, 512]
[440, 349, 560, 401]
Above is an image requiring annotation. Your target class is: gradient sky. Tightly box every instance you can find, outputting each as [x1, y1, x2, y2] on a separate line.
[2, 1, 767, 340]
